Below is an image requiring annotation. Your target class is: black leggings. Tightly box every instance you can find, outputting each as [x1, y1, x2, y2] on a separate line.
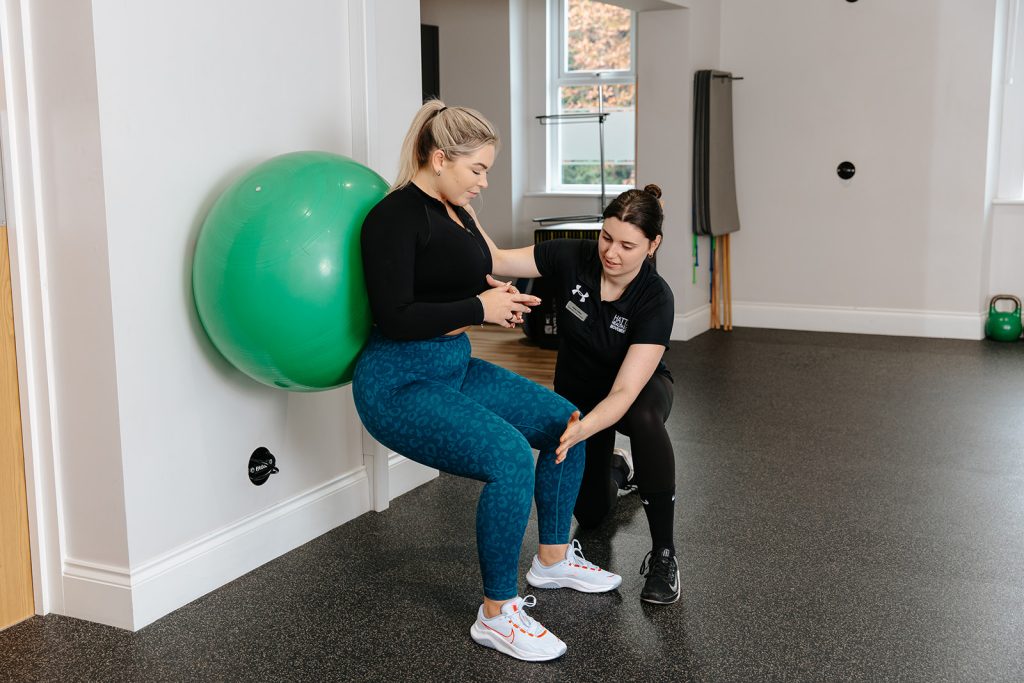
[573, 373, 675, 529]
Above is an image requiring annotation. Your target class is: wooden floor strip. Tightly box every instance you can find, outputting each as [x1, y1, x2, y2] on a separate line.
[0, 225, 35, 630]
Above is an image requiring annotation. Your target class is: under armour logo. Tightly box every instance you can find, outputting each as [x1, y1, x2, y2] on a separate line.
[571, 284, 589, 302]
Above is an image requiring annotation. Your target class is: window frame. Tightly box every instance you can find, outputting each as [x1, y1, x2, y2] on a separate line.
[997, 0, 1024, 200]
[548, 0, 637, 194]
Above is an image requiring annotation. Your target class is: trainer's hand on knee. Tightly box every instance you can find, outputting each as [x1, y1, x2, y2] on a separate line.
[555, 411, 583, 462]
[477, 283, 540, 329]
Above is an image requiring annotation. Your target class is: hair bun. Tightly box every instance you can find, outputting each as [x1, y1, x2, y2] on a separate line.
[642, 184, 663, 200]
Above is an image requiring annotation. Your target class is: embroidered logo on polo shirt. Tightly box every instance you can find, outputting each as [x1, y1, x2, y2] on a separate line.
[571, 284, 590, 302]
[610, 315, 628, 334]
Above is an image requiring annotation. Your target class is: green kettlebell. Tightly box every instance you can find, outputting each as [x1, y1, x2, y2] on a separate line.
[985, 294, 1022, 342]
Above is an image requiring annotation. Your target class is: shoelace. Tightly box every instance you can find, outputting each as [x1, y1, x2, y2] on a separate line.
[510, 595, 543, 635]
[639, 550, 676, 582]
[566, 539, 601, 570]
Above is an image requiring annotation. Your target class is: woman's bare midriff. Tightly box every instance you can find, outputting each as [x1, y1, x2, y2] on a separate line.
[446, 326, 471, 336]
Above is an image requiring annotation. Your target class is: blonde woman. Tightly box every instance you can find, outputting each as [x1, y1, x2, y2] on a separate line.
[353, 100, 620, 662]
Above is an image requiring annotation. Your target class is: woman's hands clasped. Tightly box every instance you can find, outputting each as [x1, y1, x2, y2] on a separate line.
[478, 274, 540, 329]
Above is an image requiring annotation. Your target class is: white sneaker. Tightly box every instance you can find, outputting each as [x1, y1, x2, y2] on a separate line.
[526, 539, 623, 593]
[470, 595, 567, 662]
[612, 448, 638, 497]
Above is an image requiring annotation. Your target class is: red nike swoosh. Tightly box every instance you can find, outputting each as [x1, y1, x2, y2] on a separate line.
[484, 622, 515, 643]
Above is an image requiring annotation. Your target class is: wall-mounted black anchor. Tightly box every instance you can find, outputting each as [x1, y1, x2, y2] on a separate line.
[837, 161, 856, 180]
[248, 447, 279, 486]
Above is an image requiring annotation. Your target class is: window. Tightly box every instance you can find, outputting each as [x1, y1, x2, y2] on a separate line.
[549, 0, 636, 193]
[997, 0, 1024, 199]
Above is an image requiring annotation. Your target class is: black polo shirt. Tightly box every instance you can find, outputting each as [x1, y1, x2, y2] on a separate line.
[534, 239, 674, 409]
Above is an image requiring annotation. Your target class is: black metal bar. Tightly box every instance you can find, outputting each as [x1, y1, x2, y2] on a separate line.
[531, 214, 602, 226]
[598, 84, 606, 212]
[536, 112, 610, 124]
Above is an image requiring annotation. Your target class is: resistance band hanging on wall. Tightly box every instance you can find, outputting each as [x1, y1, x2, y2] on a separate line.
[693, 69, 741, 331]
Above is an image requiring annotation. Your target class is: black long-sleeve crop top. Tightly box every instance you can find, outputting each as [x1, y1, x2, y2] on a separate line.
[360, 182, 491, 340]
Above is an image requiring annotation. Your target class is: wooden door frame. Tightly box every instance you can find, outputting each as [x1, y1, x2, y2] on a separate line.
[0, 0, 67, 618]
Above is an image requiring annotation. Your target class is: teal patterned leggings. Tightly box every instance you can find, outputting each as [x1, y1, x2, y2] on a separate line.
[353, 330, 585, 600]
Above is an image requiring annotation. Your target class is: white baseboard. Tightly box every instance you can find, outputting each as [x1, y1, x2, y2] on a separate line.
[675, 302, 985, 341]
[387, 453, 438, 500]
[732, 302, 985, 340]
[63, 467, 372, 631]
[62, 559, 134, 630]
[672, 304, 711, 341]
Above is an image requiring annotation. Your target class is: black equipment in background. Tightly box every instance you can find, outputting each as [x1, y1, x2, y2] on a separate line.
[421, 25, 440, 102]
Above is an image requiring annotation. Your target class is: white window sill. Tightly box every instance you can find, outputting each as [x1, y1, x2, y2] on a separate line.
[992, 198, 1024, 205]
[524, 190, 629, 199]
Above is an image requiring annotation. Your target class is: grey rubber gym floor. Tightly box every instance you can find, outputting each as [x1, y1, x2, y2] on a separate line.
[2, 328, 1023, 682]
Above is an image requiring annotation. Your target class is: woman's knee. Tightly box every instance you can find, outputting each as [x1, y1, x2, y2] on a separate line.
[545, 394, 580, 434]
[523, 396, 580, 452]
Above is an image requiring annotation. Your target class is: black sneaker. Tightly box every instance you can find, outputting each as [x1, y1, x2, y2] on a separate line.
[639, 548, 680, 604]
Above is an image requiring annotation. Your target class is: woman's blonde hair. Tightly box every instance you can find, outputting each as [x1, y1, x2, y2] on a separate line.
[391, 99, 499, 191]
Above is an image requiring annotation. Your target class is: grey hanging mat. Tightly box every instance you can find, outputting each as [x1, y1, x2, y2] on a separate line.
[692, 70, 741, 236]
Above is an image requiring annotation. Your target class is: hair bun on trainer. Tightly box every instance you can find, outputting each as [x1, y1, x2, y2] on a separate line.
[642, 183, 663, 200]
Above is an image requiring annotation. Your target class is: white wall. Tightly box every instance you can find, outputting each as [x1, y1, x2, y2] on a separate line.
[720, 0, 1000, 338]
[92, 0, 359, 570]
[6, 0, 425, 630]
[990, 203, 1024, 296]
[19, 0, 131, 595]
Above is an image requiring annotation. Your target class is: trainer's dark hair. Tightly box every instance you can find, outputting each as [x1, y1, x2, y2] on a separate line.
[602, 184, 664, 241]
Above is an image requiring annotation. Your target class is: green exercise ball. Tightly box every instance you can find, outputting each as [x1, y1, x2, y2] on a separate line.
[192, 151, 387, 391]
